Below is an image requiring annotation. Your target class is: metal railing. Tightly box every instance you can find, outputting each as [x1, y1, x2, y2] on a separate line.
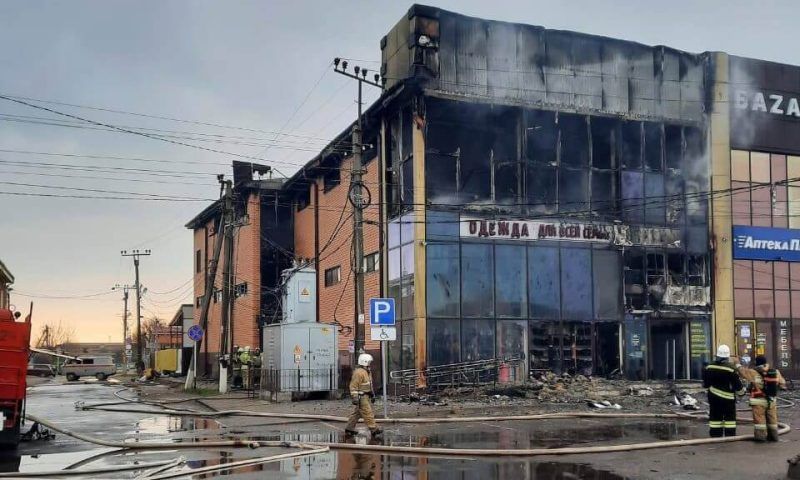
[389, 356, 523, 391]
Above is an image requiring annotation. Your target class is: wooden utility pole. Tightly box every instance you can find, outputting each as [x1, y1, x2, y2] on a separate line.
[121, 249, 150, 373]
[332, 58, 384, 362]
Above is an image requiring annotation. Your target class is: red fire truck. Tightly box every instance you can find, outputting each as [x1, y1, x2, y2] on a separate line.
[0, 306, 31, 448]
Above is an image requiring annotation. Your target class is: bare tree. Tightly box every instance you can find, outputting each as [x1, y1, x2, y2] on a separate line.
[133, 316, 165, 346]
[34, 320, 75, 350]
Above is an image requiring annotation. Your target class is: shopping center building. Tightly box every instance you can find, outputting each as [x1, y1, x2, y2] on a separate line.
[190, 5, 800, 383]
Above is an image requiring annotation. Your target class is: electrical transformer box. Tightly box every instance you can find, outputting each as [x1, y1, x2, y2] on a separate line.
[282, 267, 316, 323]
[263, 322, 337, 392]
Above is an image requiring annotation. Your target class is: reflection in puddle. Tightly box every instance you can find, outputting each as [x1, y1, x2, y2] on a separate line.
[130, 416, 221, 437]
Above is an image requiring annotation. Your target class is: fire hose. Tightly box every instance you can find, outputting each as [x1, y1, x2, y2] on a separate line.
[27, 410, 790, 457]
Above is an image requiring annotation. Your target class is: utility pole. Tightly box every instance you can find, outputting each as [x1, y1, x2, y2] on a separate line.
[121, 249, 151, 373]
[113, 284, 133, 374]
[218, 179, 234, 393]
[333, 58, 384, 363]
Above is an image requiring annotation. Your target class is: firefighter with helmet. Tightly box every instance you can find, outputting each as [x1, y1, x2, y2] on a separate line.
[345, 353, 382, 437]
[702, 344, 745, 437]
[739, 354, 786, 441]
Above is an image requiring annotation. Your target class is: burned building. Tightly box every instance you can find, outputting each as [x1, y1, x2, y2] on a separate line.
[192, 5, 800, 384]
[375, 5, 713, 382]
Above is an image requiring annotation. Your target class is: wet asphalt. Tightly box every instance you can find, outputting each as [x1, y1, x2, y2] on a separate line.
[0, 380, 715, 479]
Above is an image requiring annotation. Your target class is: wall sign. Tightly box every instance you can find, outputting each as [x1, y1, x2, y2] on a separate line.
[460, 218, 613, 243]
[732, 225, 800, 261]
[734, 90, 800, 118]
[778, 319, 792, 369]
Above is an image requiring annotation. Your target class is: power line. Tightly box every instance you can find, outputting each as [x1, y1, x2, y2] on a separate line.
[1, 180, 215, 200]
[0, 168, 216, 187]
[0, 93, 339, 142]
[0, 191, 209, 202]
[0, 94, 289, 172]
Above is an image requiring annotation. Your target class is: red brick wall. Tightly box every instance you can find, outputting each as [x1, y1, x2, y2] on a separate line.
[293, 155, 381, 355]
[192, 192, 262, 364]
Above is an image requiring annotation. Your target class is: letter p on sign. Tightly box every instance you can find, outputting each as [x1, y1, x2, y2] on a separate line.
[370, 298, 395, 326]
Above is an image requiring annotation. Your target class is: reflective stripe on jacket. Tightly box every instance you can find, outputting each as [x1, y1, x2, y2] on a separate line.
[349, 366, 372, 397]
[703, 361, 744, 400]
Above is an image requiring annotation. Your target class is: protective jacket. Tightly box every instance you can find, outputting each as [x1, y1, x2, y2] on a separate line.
[703, 361, 745, 401]
[349, 366, 373, 398]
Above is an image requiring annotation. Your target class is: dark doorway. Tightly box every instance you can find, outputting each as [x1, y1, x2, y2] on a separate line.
[650, 321, 687, 379]
[595, 322, 620, 377]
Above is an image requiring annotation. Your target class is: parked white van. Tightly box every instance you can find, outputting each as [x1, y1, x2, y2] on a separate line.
[63, 356, 117, 381]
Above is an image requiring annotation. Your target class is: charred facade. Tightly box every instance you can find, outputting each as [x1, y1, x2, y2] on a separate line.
[381, 5, 713, 381]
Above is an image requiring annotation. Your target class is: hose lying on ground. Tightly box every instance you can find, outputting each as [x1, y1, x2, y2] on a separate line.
[77, 404, 700, 424]
[0, 459, 177, 478]
[26, 411, 791, 457]
[143, 447, 330, 480]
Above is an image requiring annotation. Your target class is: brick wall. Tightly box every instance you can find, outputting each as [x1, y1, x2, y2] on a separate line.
[293, 155, 381, 357]
[192, 193, 262, 374]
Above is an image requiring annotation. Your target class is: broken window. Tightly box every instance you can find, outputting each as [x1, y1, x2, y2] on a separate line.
[684, 127, 704, 163]
[591, 117, 615, 170]
[401, 106, 413, 159]
[621, 171, 644, 223]
[387, 114, 401, 215]
[645, 173, 665, 226]
[458, 127, 492, 201]
[462, 319, 495, 361]
[620, 121, 642, 170]
[646, 252, 666, 306]
[665, 125, 682, 170]
[492, 116, 519, 204]
[401, 157, 414, 208]
[426, 122, 459, 204]
[665, 170, 685, 226]
[525, 111, 557, 165]
[593, 250, 621, 319]
[687, 256, 706, 287]
[527, 165, 557, 214]
[624, 249, 645, 309]
[559, 168, 589, 214]
[296, 184, 310, 211]
[644, 122, 663, 172]
[559, 114, 589, 168]
[667, 253, 685, 286]
[591, 170, 615, 219]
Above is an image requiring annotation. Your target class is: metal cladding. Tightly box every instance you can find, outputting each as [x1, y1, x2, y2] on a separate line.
[382, 4, 708, 124]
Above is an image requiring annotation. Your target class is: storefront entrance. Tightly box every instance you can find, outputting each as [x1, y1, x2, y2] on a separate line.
[650, 321, 687, 380]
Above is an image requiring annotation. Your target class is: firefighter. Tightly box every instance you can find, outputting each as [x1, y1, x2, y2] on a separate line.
[702, 344, 745, 437]
[345, 353, 382, 438]
[241, 346, 252, 389]
[739, 355, 786, 442]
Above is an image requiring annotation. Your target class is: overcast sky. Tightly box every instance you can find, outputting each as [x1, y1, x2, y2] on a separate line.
[2, 0, 799, 343]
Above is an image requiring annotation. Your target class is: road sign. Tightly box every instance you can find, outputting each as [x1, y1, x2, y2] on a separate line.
[187, 325, 204, 342]
[369, 298, 395, 326]
[371, 326, 396, 341]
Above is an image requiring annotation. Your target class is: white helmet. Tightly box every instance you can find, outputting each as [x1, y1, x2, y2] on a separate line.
[358, 353, 374, 367]
[716, 344, 731, 359]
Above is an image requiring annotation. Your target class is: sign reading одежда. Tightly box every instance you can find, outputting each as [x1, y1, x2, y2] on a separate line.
[460, 218, 613, 243]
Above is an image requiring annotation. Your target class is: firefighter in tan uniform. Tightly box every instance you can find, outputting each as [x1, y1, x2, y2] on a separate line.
[739, 355, 786, 442]
[345, 353, 383, 437]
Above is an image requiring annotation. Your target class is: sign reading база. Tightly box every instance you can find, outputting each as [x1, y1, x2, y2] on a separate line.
[733, 225, 800, 261]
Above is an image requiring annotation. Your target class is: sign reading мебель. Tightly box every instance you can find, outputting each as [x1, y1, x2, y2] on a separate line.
[732, 225, 800, 262]
[460, 218, 614, 243]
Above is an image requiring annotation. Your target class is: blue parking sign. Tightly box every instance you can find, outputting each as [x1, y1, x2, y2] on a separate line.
[369, 298, 395, 326]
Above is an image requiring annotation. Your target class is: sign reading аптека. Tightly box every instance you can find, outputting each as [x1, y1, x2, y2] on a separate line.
[733, 225, 800, 261]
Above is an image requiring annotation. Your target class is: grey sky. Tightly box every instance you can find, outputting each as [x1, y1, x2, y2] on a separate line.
[1, 0, 798, 342]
